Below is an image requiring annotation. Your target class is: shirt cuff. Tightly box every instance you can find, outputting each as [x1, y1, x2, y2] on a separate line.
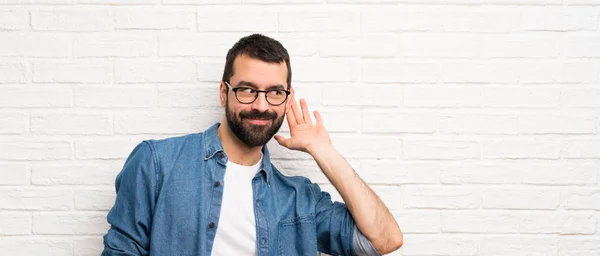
[352, 225, 382, 256]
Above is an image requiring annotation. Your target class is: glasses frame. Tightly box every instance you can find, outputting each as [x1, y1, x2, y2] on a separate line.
[224, 81, 291, 106]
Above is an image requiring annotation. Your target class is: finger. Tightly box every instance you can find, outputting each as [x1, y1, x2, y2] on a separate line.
[290, 92, 304, 125]
[313, 110, 323, 125]
[300, 99, 313, 125]
[285, 106, 297, 128]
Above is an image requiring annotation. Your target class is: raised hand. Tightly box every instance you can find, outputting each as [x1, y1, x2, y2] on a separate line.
[273, 88, 332, 155]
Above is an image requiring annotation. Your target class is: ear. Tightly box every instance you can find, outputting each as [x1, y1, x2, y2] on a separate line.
[219, 81, 227, 107]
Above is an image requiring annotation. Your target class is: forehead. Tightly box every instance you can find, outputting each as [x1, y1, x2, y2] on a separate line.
[231, 54, 288, 88]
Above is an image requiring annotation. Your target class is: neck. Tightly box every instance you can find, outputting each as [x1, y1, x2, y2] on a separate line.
[217, 118, 264, 166]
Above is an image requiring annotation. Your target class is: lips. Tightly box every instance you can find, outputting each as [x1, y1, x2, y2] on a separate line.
[245, 118, 271, 125]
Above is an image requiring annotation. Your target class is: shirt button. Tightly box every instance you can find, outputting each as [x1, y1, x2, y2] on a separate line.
[209, 222, 215, 228]
[261, 238, 266, 245]
[256, 201, 260, 207]
[215, 181, 221, 187]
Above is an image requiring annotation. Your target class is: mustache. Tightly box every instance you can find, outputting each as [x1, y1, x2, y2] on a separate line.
[239, 110, 277, 120]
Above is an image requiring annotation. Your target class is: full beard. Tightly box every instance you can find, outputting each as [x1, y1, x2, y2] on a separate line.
[225, 98, 284, 147]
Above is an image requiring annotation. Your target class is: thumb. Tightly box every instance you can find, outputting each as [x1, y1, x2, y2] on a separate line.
[274, 135, 290, 148]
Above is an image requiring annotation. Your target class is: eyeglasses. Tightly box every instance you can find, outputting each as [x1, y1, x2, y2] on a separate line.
[225, 81, 290, 106]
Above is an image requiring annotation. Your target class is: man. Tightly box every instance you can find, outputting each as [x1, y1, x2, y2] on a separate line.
[102, 34, 403, 256]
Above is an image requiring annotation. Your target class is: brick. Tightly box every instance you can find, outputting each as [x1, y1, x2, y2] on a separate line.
[0, 213, 30, 235]
[440, 114, 519, 135]
[564, 189, 600, 210]
[560, 238, 600, 256]
[520, 60, 600, 84]
[0, 10, 29, 31]
[331, 136, 401, 159]
[273, 159, 330, 184]
[75, 189, 115, 210]
[33, 61, 113, 83]
[198, 8, 277, 32]
[519, 115, 597, 134]
[74, 33, 157, 57]
[479, 34, 560, 58]
[322, 84, 403, 107]
[521, 7, 600, 31]
[31, 162, 120, 185]
[114, 60, 196, 83]
[0, 140, 72, 160]
[76, 85, 157, 108]
[0, 112, 27, 134]
[403, 85, 480, 108]
[292, 59, 358, 83]
[31, 112, 112, 135]
[403, 187, 480, 209]
[0, 33, 70, 57]
[318, 111, 360, 132]
[33, 213, 108, 235]
[400, 235, 479, 256]
[116, 7, 195, 30]
[0, 239, 71, 255]
[403, 139, 480, 160]
[31, 9, 114, 31]
[0, 85, 72, 108]
[75, 139, 140, 160]
[78, 0, 159, 3]
[442, 61, 518, 84]
[372, 185, 402, 212]
[362, 6, 443, 32]
[362, 112, 437, 134]
[442, 7, 520, 32]
[73, 238, 104, 256]
[244, 0, 321, 2]
[564, 88, 600, 108]
[567, 0, 600, 4]
[482, 189, 559, 210]
[279, 10, 358, 33]
[359, 161, 439, 184]
[441, 212, 519, 233]
[114, 111, 220, 134]
[563, 35, 600, 57]
[158, 85, 220, 108]
[0, 62, 28, 83]
[393, 211, 440, 234]
[197, 60, 225, 82]
[362, 61, 440, 83]
[398, 33, 478, 58]
[159, 35, 239, 57]
[520, 213, 596, 234]
[276, 36, 318, 57]
[481, 86, 561, 108]
[0, 164, 29, 185]
[0, 189, 73, 210]
[320, 35, 399, 57]
[563, 139, 600, 159]
[442, 162, 599, 186]
[162, 0, 237, 4]
[0, 0, 74, 3]
[480, 236, 558, 256]
[482, 139, 561, 159]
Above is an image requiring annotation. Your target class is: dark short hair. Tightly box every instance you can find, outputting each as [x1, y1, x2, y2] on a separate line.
[221, 34, 291, 89]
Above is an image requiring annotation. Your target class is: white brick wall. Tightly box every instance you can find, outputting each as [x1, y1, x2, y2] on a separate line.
[0, 1, 599, 255]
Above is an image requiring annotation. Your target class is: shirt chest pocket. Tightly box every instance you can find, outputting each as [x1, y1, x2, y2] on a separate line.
[277, 214, 318, 256]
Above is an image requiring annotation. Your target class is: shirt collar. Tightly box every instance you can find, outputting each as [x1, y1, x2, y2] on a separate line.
[203, 122, 273, 185]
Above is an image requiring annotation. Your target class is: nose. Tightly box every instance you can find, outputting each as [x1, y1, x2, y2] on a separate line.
[250, 93, 269, 112]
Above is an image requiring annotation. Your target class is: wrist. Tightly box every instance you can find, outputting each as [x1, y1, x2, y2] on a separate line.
[307, 142, 335, 157]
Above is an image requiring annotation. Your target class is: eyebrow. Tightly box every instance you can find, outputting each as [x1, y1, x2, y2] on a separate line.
[237, 80, 286, 90]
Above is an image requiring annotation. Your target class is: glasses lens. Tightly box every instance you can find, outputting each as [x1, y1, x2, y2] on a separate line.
[266, 90, 287, 105]
[235, 88, 257, 103]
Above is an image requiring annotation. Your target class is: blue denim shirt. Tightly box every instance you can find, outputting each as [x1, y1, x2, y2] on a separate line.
[102, 123, 377, 256]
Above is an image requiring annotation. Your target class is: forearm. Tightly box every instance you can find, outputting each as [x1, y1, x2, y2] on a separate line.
[309, 145, 403, 254]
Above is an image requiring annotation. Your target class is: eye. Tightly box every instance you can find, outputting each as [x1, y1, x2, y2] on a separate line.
[268, 90, 285, 96]
[238, 87, 255, 94]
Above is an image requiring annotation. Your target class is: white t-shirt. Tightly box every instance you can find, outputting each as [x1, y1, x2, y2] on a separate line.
[211, 154, 262, 255]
